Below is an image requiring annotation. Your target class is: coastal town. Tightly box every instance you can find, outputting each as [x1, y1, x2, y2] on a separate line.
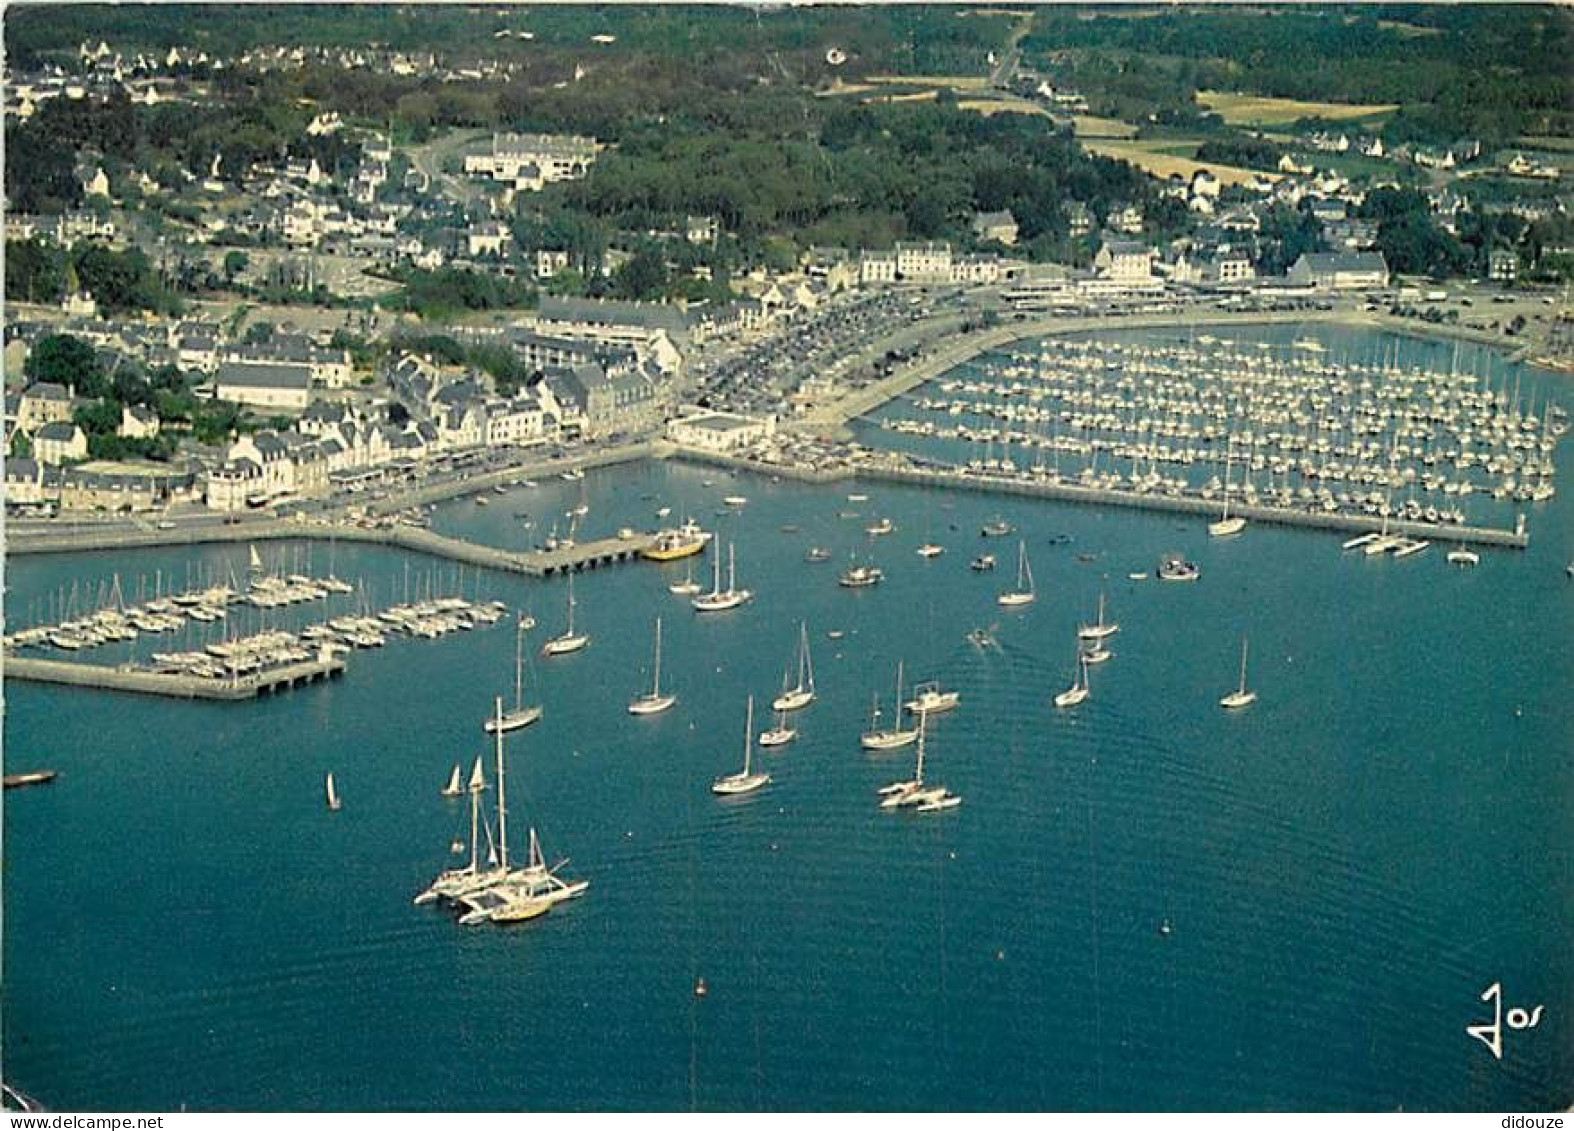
[4, 4, 1572, 1118]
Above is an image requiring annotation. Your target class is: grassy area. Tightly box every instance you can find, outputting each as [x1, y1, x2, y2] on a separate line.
[1197, 90, 1399, 126]
[1519, 136, 1574, 153]
[865, 74, 992, 90]
[957, 98, 1051, 118]
[1070, 114, 1140, 139]
[1082, 139, 1270, 187]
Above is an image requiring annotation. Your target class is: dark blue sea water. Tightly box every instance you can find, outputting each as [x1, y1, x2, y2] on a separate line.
[4, 327, 1571, 1111]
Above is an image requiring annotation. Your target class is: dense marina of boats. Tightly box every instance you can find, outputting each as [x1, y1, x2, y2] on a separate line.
[878, 335, 1565, 531]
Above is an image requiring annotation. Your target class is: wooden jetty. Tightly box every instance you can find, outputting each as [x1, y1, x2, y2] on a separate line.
[3, 655, 347, 701]
[378, 527, 663, 577]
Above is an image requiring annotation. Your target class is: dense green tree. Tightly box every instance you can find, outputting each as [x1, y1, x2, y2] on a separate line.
[24, 335, 104, 395]
[4, 240, 67, 304]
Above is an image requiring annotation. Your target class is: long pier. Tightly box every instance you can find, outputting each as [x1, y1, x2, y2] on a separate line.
[3, 655, 347, 700]
[381, 526, 663, 577]
[853, 462, 1530, 548]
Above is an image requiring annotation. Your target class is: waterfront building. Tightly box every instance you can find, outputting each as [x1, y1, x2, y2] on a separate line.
[1287, 251, 1391, 290]
[895, 241, 954, 283]
[1094, 238, 1155, 283]
[535, 295, 687, 374]
[668, 410, 777, 452]
[860, 250, 898, 285]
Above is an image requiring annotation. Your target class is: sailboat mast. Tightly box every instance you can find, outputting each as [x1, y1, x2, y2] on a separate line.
[494, 697, 508, 870]
[652, 617, 663, 695]
[469, 758, 483, 874]
[514, 614, 525, 708]
[914, 712, 926, 784]
[742, 696, 754, 776]
[1238, 637, 1250, 693]
[895, 660, 907, 734]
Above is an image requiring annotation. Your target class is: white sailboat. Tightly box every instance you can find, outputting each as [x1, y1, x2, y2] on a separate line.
[1219, 636, 1258, 710]
[541, 574, 590, 656]
[878, 713, 959, 811]
[758, 701, 797, 747]
[1053, 650, 1090, 708]
[668, 556, 702, 595]
[486, 612, 544, 731]
[692, 543, 752, 612]
[325, 772, 342, 811]
[771, 622, 816, 711]
[711, 696, 771, 795]
[997, 540, 1036, 606]
[628, 616, 677, 715]
[862, 661, 918, 750]
[1209, 445, 1247, 538]
[1077, 593, 1119, 641]
[440, 764, 463, 797]
[414, 756, 489, 905]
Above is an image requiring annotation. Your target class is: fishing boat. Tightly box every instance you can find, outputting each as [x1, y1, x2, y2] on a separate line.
[905, 681, 960, 716]
[628, 617, 677, 715]
[641, 519, 711, 561]
[970, 554, 997, 572]
[917, 543, 945, 558]
[805, 546, 833, 563]
[486, 612, 544, 731]
[1447, 547, 1480, 567]
[771, 622, 816, 711]
[862, 662, 918, 749]
[1219, 636, 1258, 710]
[864, 517, 895, 536]
[1053, 651, 1090, 708]
[846, 493, 869, 503]
[1077, 593, 1119, 641]
[980, 518, 1014, 538]
[723, 495, 748, 507]
[712, 697, 771, 796]
[838, 564, 884, 588]
[325, 772, 342, 811]
[692, 544, 752, 611]
[440, 764, 463, 797]
[541, 575, 590, 655]
[1157, 555, 1200, 582]
[1209, 447, 1248, 537]
[997, 541, 1036, 606]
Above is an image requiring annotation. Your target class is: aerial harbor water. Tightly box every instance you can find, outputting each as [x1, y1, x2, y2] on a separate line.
[4, 327, 1571, 1110]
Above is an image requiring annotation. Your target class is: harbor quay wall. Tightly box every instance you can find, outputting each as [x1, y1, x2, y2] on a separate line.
[851, 463, 1529, 549]
[664, 445, 853, 485]
[2, 655, 346, 700]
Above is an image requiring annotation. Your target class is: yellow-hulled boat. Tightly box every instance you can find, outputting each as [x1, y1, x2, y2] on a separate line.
[640, 520, 712, 562]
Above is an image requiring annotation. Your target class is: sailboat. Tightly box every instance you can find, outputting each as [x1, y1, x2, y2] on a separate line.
[455, 699, 554, 925]
[1077, 593, 1119, 641]
[441, 764, 463, 797]
[1209, 445, 1247, 537]
[1219, 636, 1258, 710]
[878, 713, 959, 811]
[667, 556, 702, 595]
[248, 545, 265, 579]
[771, 622, 815, 711]
[692, 543, 752, 612]
[997, 540, 1036, 606]
[325, 772, 342, 811]
[486, 612, 544, 730]
[862, 661, 918, 750]
[1053, 650, 1090, 708]
[711, 696, 771, 795]
[758, 701, 797, 747]
[414, 756, 489, 905]
[628, 616, 677, 715]
[541, 574, 590, 655]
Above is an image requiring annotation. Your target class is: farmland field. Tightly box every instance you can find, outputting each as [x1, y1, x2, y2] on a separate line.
[1198, 90, 1399, 126]
[1081, 139, 1272, 187]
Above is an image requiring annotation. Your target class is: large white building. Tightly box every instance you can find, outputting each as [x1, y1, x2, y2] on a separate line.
[464, 133, 600, 187]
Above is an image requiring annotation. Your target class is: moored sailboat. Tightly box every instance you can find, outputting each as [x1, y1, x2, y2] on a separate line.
[1219, 636, 1258, 710]
[997, 540, 1036, 606]
[862, 661, 918, 750]
[628, 616, 677, 715]
[541, 574, 590, 656]
[712, 696, 771, 795]
[771, 622, 816, 711]
[486, 612, 544, 731]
